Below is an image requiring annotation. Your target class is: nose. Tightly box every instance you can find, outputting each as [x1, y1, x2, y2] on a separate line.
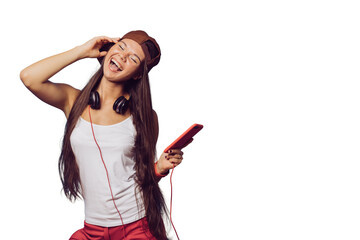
[119, 52, 126, 62]
[118, 48, 132, 63]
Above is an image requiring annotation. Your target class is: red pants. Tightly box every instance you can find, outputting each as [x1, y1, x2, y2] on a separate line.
[69, 217, 157, 240]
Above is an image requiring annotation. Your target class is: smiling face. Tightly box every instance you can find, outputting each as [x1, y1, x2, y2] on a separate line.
[103, 38, 146, 82]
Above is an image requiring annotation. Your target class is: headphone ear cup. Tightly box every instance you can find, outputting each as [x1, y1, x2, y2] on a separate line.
[113, 96, 129, 115]
[89, 91, 100, 109]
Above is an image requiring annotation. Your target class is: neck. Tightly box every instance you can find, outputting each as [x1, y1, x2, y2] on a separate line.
[96, 76, 130, 104]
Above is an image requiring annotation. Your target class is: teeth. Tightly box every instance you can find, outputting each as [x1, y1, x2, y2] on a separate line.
[111, 58, 122, 71]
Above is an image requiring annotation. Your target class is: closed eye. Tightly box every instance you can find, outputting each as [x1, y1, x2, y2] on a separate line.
[119, 41, 140, 64]
[131, 57, 137, 63]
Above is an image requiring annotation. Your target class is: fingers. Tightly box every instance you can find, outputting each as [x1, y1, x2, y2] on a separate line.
[96, 36, 120, 58]
[165, 149, 183, 167]
[80, 36, 120, 59]
[111, 37, 121, 42]
[98, 51, 108, 57]
[167, 149, 183, 155]
[167, 157, 182, 167]
[97, 36, 119, 44]
[166, 154, 183, 163]
[94, 36, 119, 50]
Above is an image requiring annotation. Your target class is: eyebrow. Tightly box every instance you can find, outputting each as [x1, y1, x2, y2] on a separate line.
[120, 41, 142, 63]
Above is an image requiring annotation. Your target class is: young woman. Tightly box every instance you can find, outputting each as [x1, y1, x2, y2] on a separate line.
[20, 30, 185, 240]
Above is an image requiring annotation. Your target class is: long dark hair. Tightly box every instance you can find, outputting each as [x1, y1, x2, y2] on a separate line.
[58, 60, 168, 239]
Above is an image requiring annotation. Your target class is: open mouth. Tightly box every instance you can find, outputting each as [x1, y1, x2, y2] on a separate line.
[109, 58, 123, 72]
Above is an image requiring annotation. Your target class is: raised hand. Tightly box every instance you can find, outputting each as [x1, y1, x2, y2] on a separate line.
[78, 36, 120, 59]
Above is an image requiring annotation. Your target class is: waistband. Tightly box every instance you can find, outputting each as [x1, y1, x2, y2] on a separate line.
[81, 217, 154, 240]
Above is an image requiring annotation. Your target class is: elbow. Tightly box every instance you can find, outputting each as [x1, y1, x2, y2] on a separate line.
[19, 69, 32, 88]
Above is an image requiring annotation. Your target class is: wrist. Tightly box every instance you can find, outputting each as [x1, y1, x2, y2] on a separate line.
[72, 45, 87, 60]
[155, 161, 169, 177]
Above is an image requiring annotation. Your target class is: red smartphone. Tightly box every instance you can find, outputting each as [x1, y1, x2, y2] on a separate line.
[164, 124, 203, 153]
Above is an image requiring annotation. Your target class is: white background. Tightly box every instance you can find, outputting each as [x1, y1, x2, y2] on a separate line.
[1, 0, 360, 239]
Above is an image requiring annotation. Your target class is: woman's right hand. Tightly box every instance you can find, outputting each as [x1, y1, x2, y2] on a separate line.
[77, 36, 120, 59]
[20, 36, 118, 117]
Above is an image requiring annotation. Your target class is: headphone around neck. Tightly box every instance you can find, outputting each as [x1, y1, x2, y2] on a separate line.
[88, 90, 130, 115]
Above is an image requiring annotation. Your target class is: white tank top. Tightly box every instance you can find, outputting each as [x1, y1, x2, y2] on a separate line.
[70, 115, 145, 227]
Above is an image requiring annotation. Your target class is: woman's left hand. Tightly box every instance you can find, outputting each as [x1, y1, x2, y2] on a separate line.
[156, 149, 184, 175]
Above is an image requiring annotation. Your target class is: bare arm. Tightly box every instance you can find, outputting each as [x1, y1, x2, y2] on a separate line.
[20, 36, 119, 118]
[20, 46, 83, 117]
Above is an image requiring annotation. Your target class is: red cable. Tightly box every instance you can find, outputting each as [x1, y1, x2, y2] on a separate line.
[170, 164, 180, 240]
[88, 105, 127, 239]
